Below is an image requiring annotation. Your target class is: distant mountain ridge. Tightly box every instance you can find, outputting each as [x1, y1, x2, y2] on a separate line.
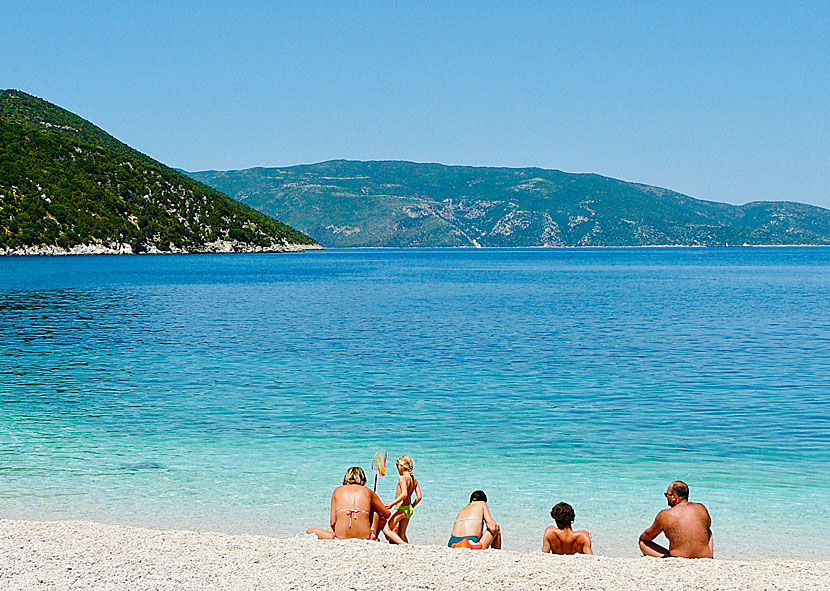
[0, 90, 317, 255]
[190, 160, 830, 247]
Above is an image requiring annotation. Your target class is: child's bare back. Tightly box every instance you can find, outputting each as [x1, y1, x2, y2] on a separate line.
[543, 525, 593, 554]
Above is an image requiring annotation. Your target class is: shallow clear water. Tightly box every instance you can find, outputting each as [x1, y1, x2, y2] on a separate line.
[1, 248, 828, 559]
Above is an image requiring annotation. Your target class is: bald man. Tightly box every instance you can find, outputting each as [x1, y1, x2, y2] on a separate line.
[639, 481, 713, 558]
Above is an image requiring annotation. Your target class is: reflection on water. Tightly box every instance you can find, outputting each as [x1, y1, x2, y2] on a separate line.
[1, 249, 829, 558]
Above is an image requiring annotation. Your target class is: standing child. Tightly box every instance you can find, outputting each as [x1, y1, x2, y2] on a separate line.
[382, 455, 422, 544]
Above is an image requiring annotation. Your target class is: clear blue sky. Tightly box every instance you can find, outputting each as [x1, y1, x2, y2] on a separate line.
[3, 1, 828, 208]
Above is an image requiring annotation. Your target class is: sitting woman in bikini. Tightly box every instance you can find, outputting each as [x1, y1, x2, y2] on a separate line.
[448, 490, 501, 549]
[306, 466, 390, 540]
[382, 455, 422, 544]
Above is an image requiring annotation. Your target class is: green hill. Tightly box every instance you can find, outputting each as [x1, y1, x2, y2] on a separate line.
[190, 160, 830, 247]
[0, 90, 317, 255]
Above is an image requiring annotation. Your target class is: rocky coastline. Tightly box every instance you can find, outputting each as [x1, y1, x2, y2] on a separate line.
[0, 240, 323, 256]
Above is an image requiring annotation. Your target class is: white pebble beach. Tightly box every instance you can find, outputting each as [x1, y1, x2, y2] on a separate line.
[1, 520, 828, 590]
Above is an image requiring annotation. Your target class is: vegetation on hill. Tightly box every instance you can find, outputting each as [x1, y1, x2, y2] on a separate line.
[190, 160, 830, 247]
[0, 90, 316, 254]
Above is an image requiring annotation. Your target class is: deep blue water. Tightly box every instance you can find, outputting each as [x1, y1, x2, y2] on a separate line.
[1, 248, 828, 558]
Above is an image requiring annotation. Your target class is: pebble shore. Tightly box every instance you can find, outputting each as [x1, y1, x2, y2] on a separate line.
[1, 520, 827, 590]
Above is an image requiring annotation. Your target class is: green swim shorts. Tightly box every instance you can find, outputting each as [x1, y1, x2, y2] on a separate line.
[396, 504, 414, 518]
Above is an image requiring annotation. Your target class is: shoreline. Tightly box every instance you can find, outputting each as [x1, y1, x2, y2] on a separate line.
[2, 243, 828, 256]
[276, 243, 830, 249]
[0, 241, 323, 256]
[1, 519, 828, 591]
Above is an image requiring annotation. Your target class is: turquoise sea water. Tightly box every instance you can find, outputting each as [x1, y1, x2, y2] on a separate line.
[1, 248, 828, 559]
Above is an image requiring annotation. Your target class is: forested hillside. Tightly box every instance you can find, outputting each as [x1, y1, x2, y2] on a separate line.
[0, 90, 317, 254]
[191, 160, 830, 247]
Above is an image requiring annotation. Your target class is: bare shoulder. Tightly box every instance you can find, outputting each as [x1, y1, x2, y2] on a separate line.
[691, 502, 711, 518]
[654, 507, 672, 524]
[543, 525, 558, 537]
[575, 529, 591, 539]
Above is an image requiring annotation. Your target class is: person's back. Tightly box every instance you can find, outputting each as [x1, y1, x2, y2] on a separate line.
[659, 500, 712, 558]
[639, 481, 713, 558]
[397, 471, 417, 507]
[543, 527, 592, 555]
[331, 484, 376, 539]
[307, 466, 390, 541]
[543, 502, 592, 555]
[451, 501, 486, 538]
[448, 490, 501, 549]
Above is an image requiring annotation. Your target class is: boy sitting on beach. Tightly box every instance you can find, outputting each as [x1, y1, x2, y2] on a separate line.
[542, 502, 593, 555]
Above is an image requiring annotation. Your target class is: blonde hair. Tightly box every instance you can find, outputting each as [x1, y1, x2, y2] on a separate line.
[343, 466, 367, 486]
[396, 455, 414, 473]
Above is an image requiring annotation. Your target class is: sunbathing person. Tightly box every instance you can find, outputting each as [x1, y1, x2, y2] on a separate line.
[639, 480, 713, 558]
[542, 502, 592, 554]
[306, 466, 390, 540]
[383, 455, 422, 544]
[448, 490, 501, 549]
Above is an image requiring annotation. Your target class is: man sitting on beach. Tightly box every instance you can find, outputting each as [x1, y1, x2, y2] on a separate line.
[639, 481, 713, 558]
[542, 502, 592, 554]
[448, 490, 501, 549]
